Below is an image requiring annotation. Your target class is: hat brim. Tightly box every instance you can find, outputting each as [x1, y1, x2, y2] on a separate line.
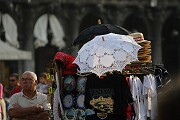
[129, 32, 144, 42]
[138, 41, 151, 47]
[138, 48, 151, 53]
[137, 40, 151, 43]
[138, 51, 151, 57]
[138, 55, 151, 62]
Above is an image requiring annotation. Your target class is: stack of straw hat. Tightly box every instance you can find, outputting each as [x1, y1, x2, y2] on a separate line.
[129, 32, 152, 62]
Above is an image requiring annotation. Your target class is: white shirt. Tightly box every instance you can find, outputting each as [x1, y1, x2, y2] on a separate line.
[143, 74, 157, 119]
[37, 83, 48, 94]
[8, 90, 49, 120]
[130, 76, 146, 120]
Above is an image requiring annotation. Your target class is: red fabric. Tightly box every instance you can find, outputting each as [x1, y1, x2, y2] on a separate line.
[54, 52, 78, 75]
[9, 85, 21, 96]
[126, 104, 133, 119]
[133, 36, 144, 42]
[126, 77, 130, 87]
[125, 78, 133, 119]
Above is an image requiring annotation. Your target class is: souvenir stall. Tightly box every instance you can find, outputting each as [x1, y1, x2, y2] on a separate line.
[46, 25, 171, 120]
[45, 52, 79, 120]
[122, 32, 171, 120]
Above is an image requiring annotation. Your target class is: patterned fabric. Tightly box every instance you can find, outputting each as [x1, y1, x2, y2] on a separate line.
[74, 33, 141, 77]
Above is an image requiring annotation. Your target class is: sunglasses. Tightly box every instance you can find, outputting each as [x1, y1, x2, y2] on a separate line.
[10, 79, 15, 82]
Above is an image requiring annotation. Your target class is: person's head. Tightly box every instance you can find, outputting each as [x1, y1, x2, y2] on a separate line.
[39, 72, 47, 84]
[9, 73, 20, 87]
[20, 71, 38, 92]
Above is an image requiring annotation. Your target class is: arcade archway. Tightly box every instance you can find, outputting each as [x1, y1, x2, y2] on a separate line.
[123, 14, 148, 38]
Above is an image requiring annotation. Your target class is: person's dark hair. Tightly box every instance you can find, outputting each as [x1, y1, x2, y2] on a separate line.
[10, 73, 19, 80]
[39, 72, 47, 79]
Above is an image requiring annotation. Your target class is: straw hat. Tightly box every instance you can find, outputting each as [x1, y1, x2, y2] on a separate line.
[129, 32, 152, 62]
[129, 32, 151, 46]
[138, 51, 151, 57]
[138, 40, 151, 47]
[138, 48, 151, 57]
[129, 32, 144, 42]
[138, 48, 151, 53]
[138, 55, 151, 62]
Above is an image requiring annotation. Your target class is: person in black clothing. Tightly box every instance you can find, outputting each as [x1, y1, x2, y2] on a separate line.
[85, 72, 133, 120]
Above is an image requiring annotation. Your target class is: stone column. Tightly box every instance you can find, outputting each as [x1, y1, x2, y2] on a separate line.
[64, 9, 82, 56]
[21, 6, 35, 72]
[150, 8, 163, 65]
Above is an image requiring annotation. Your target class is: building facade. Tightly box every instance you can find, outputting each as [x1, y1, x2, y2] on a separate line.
[0, 0, 180, 85]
